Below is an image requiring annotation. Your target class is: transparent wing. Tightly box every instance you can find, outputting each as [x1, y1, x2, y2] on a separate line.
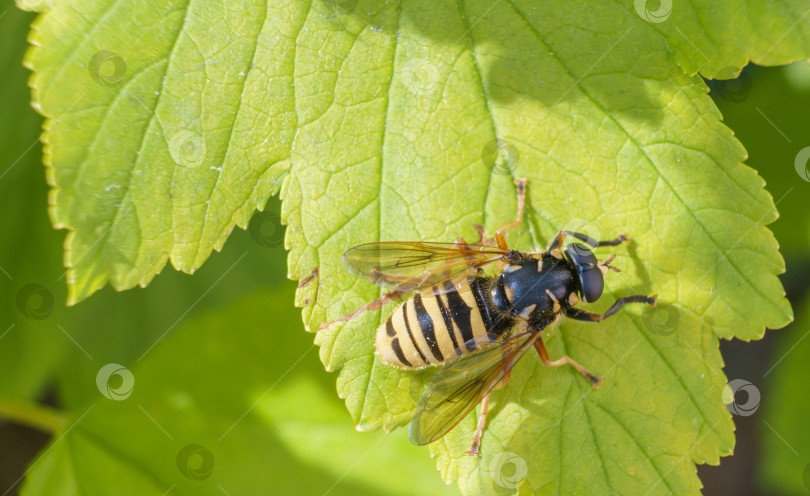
[342, 241, 510, 292]
[408, 331, 539, 445]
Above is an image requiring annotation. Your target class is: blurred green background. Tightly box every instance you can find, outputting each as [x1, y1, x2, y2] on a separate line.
[2, 2, 810, 495]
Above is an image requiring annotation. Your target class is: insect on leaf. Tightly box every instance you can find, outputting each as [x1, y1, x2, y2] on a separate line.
[25, 0, 808, 494]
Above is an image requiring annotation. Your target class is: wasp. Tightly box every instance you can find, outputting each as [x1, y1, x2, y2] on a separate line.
[323, 179, 656, 456]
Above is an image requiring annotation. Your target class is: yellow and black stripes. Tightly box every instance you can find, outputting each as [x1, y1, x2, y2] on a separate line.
[413, 293, 443, 362]
[376, 276, 515, 369]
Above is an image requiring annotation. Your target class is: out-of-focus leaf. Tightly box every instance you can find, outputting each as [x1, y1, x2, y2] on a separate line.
[21, 287, 453, 496]
[0, 1, 65, 401]
[709, 62, 810, 256]
[758, 291, 810, 494]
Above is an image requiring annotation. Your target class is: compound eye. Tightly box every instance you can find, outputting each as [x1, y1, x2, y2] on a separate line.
[564, 244, 603, 303]
[580, 266, 604, 303]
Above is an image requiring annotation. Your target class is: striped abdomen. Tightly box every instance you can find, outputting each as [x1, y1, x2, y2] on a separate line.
[376, 276, 515, 369]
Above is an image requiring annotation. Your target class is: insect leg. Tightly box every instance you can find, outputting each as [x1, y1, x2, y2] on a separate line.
[497, 178, 527, 232]
[455, 235, 475, 246]
[491, 178, 528, 250]
[465, 343, 517, 456]
[534, 336, 602, 388]
[597, 254, 621, 274]
[455, 236, 486, 257]
[546, 231, 630, 252]
[466, 393, 490, 457]
[565, 294, 657, 323]
[317, 290, 408, 331]
[471, 224, 496, 246]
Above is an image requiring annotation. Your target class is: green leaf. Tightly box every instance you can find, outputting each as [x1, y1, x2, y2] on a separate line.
[26, 0, 810, 304]
[630, 1, 810, 78]
[21, 287, 454, 496]
[24, 0, 806, 494]
[26, 0, 296, 304]
[1, 0, 292, 405]
[276, 3, 800, 496]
